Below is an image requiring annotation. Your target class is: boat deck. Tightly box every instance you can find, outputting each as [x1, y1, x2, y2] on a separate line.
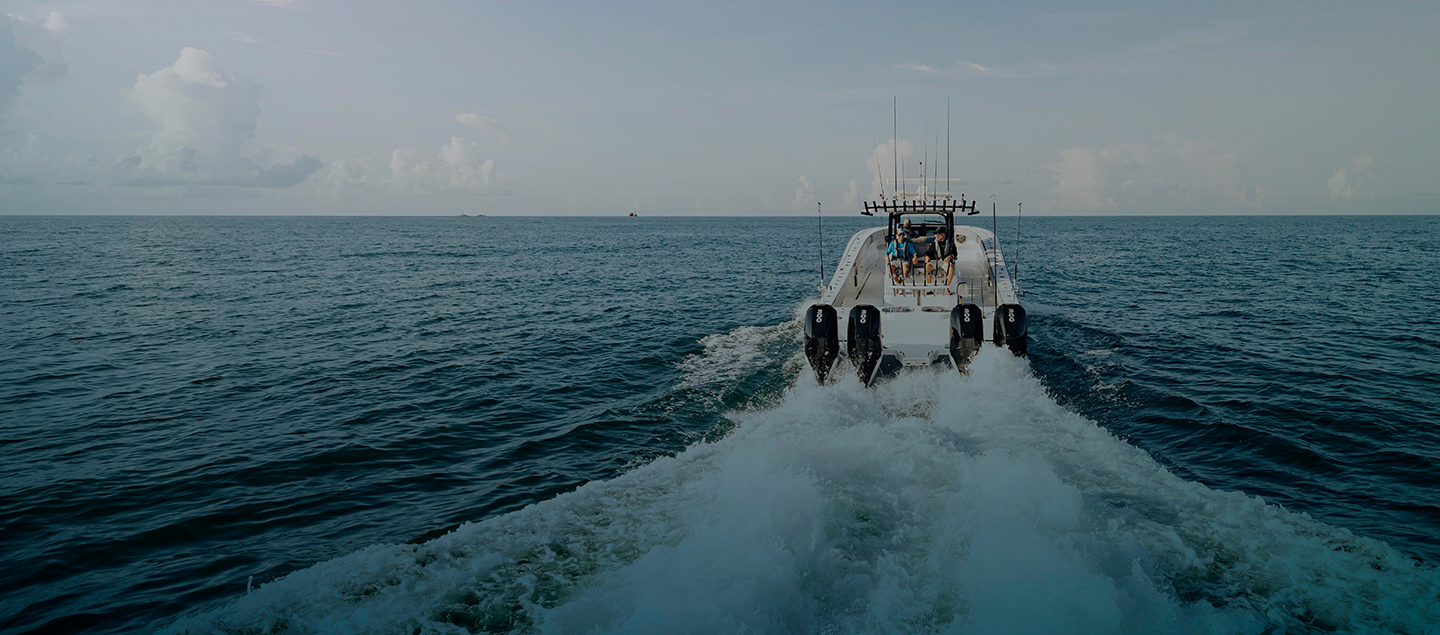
[818, 222, 1018, 365]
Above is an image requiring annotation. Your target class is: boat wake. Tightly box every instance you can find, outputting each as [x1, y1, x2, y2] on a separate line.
[675, 322, 800, 396]
[166, 324, 1440, 634]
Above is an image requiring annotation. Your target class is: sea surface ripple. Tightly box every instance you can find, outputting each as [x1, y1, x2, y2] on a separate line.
[1, 215, 1437, 634]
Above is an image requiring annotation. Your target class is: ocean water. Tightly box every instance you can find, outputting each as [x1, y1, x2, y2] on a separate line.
[1, 214, 1437, 634]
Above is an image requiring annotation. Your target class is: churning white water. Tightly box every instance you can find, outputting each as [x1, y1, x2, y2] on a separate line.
[166, 324, 1440, 634]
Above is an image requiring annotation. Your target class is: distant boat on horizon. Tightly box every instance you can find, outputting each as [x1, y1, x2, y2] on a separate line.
[459, 213, 486, 217]
[628, 211, 638, 217]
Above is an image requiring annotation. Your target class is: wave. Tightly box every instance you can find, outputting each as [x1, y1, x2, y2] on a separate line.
[165, 326, 1440, 634]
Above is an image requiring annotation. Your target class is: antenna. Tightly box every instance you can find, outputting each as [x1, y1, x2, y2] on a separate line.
[900, 138, 905, 200]
[893, 96, 898, 199]
[923, 120, 928, 198]
[872, 131, 886, 200]
[933, 123, 940, 199]
[946, 96, 951, 194]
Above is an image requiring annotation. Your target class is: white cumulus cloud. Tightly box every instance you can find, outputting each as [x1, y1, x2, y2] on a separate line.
[389, 136, 505, 195]
[792, 174, 815, 209]
[309, 157, 382, 201]
[1328, 156, 1374, 202]
[842, 179, 860, 209]
[456, 113, 502, 133]
[456, 113, 509, 146]
[42, 12, 68, 35]
[118, 48, 321, 187]
[864, 138, 914, 199]
[1042, 138, 1264, 213]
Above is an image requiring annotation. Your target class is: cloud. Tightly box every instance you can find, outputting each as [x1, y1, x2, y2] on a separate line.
[1328, 156, 1374, 202]
[309, 157, 379, 201]
[0, 24, 41, 123]
[317, 131, 509, 199]
[842, 179, 860, 209]
[114, 156, 323, 188]
[899, 63, 938, 74]
[0, 123, 84, 186]
[321, 158, 372, 188]
[1042, 138, 1265, 213]
[43, 12, 68, 35]
[792, 174, 815, 209]
[1048, 148, 1110, 210]
[6, 12, 69, 78]
[899, 60, 1033, 79]
[456, 113, 501, 133]
[1, 11, 69, 124]
[389, 136, 505, 195]
[456, 113, 509, 146]
[118, 48, 321, 188]
[863, 138, 914, 198]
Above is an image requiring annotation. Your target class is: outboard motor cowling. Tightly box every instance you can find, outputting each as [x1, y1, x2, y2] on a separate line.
[994, 303, 1028, 356]
[804, 304, 839, 384]
[949, 303, 983, 370]
[847, 305, 883, 386]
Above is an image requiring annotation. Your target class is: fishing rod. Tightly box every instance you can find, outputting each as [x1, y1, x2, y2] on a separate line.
[932, 118, 940, 199]
[990, 194, 997, 249]
[1015, 202, 1022, 294]
[817, 201, 824, 290]
[990, 194, 997, 297]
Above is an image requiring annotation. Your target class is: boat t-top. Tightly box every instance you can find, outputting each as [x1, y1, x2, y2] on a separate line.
[804, 183, 1027, 386]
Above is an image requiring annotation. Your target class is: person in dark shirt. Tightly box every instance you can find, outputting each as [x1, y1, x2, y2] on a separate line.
[924, 227, 957, 288]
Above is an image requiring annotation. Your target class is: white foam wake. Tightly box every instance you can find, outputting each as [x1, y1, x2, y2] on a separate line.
[167, 340, 1440, 634]
[675, 321, 799, 394]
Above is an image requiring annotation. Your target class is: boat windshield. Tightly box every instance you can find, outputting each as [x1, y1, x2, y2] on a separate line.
[888, 212, 952, 245]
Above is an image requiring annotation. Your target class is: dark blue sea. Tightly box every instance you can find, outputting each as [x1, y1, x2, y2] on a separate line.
[1, 215, 1437, 634]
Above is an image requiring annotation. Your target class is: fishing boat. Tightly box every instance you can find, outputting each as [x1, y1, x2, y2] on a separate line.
[804, 100, 1026, 386]
[804, 189, 1026, 386]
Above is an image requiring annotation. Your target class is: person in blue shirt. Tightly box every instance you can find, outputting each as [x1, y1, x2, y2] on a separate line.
[886, 229, 918, 284]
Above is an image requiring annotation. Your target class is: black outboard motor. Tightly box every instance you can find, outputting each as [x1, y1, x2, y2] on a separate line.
[949, 303, 984, 370]
[994, 303, 1028, 356]
[804, 304, 839, 384]
[847, 305, 883, 386]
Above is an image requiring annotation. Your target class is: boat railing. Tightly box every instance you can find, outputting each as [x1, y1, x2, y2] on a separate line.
[886, 272, 994, 307]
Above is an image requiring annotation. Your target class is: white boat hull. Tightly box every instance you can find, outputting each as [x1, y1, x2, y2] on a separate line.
[807, 223, 1025, 384]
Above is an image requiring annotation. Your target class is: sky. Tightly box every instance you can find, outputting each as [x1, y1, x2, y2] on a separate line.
[0, 0, 1436, 216]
